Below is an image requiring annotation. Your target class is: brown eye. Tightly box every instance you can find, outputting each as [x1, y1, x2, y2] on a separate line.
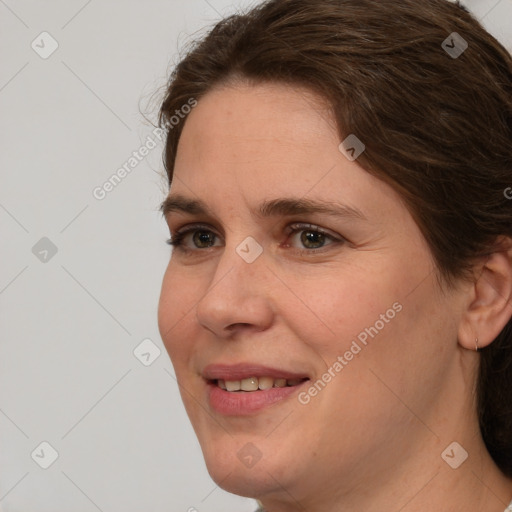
[192, 230, 217, 248]
[167, 225, 222, 250]
[284, 223, 344, 253]
[300, 230, 327, 249]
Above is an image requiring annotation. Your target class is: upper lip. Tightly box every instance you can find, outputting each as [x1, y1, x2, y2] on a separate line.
[202, 363, 311, 381]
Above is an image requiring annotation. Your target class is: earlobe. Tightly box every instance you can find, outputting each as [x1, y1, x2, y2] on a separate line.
[458, 240, 512, 351]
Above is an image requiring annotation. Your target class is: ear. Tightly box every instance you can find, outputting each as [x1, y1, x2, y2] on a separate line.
[458, 238, 512, 351]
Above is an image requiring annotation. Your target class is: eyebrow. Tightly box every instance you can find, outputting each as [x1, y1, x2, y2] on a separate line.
[160, 194, 367, 222]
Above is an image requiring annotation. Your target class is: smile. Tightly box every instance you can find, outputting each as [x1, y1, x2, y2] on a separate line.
[203, 364, 310, 415]
[217, 376, 307, 392]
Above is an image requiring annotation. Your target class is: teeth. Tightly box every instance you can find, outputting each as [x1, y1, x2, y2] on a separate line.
[241, 377, 259, 391]
[258, 376, 274, 390]
[274, 378, 287, 388]
[218, 376, 306, 392]
[225, 380, 241, 392]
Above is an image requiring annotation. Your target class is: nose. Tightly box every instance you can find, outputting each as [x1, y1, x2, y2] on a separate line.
[195, 245, 274, 338]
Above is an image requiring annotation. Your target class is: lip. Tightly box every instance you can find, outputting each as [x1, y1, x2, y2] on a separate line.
[203, 363, 310, 381]
[203, 363, 310, 416]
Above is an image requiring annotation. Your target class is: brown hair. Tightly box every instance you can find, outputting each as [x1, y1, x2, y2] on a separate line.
[159, 0, 512, 475]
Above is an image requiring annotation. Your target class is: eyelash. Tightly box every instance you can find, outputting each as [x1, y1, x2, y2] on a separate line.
[166, 223, 344, 254]
[166, 223, 214, 249]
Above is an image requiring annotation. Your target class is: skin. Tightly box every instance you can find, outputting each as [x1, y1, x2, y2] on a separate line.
[158, 82, 512, 512]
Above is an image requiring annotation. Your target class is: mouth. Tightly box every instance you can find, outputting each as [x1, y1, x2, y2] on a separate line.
[203, 364, 310, 415]
[214, 376, 308, 392]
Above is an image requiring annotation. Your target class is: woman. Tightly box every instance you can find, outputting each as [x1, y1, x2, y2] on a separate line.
[157, 0, 512, 510]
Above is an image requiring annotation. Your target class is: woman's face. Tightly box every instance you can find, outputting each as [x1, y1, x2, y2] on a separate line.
[158, 83, 468, 504]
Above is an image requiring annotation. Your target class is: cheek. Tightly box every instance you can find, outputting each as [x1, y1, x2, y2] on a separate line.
[276, 263, 403, 358]
[305, 264, 455, 431]
[157, 263, 197, 362]
[278, 258, 444, 422]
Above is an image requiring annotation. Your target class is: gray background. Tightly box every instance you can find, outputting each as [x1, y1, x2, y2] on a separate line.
[0, 1, 511, 511]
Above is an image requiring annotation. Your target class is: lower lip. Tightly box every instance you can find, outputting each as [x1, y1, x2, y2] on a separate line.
[207, 381, 308, 415]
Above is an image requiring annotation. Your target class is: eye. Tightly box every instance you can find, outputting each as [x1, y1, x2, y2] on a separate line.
[285, 223, 342, 251]
[166, 222, 344, 254]
[166, 224, 222, 250]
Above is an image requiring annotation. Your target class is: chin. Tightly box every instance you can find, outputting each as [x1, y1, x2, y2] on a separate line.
[198, 433, 301, 499]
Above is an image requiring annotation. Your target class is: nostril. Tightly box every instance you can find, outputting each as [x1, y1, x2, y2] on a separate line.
[227, 322, 252, 330]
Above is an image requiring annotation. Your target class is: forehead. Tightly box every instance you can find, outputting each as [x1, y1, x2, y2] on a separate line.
[172, 83, 343, 193]
[178, 82, 336, 156]
[168, 82, 408, 232]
